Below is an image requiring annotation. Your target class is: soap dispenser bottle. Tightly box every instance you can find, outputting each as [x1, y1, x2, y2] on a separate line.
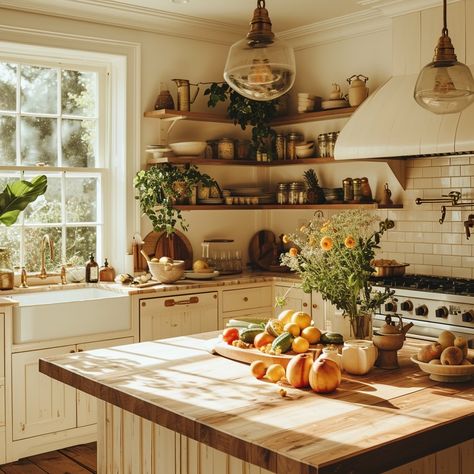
[85, 253, 99, 283]
[99, 258, 116, 282]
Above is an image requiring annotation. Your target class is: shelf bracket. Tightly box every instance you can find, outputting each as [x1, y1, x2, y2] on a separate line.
[159, 116, 186, 146]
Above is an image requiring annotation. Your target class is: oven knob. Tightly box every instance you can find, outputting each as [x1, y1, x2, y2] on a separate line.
[400, 300, 413, 311]
[461, 310, 474, 323]
[415, 305, 428, 316]
[435, 306, 449, 318]
[385, 302, 397, 312]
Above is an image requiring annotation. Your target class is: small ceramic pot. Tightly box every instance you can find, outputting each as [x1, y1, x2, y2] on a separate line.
[319, 347, 342, 370]
[342, 339, 378, 375]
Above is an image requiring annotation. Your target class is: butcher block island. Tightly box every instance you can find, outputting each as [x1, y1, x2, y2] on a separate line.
[39, 334, 473, 474]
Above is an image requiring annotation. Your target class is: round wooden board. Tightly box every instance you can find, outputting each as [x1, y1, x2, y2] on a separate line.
[213, 340, 322, 369]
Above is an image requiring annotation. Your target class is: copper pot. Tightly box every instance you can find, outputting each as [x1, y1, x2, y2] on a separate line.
[373, 263, 409, 277]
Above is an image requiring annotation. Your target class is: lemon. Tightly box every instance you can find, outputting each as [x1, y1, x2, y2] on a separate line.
[266, 364, 285, 383]
[284, 322, 300, 337]
[193, 259, 209, 271]
[277, 309, 295, 325]
[291, 311, 312, 330]
[301, 326, 321, 344]
[292, 336, 310, 353]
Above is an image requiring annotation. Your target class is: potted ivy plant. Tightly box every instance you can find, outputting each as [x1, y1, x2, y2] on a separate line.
[204, 83, 279, 159]
[134, 164, 216, 235]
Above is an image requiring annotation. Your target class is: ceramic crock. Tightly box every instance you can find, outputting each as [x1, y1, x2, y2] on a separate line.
[319, 346, 342, 370]
[342, 339, 378, 375]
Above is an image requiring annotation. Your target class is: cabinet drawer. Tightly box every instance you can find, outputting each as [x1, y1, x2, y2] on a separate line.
[222, 286, 272, 313]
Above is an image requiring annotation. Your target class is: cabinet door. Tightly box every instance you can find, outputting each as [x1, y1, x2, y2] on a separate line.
[76, 337, 134, 427]
[273, 285, 311, 317]
[140, 292, 218, 342]
[12, 345, 77, 440]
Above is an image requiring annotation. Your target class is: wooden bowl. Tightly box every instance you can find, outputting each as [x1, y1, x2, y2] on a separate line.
[410, 356, 474, 383]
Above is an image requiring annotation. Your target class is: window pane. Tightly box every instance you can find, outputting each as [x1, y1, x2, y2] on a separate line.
[0, 63, 17, 112]
[62, 119, 96, 167]
[20, 117, 58, 166]
[61, 70, 97, 117]
[65, 177, 97, 222]
[0, 116, 16, 165]
[24, 226, 61, 272]
[0, 226, 20, 267]
[23, 175, 61, 224]
[66, 226, 96, 264]
[20, 65, 57, 114]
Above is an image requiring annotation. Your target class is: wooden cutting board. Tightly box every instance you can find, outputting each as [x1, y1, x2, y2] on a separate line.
[136, 230, 193, 271]
[213, 341, 322, 369]
[248, 230, 290, 272]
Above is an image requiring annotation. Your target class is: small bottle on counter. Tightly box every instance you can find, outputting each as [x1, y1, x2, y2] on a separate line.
[85, 253, 99, 283]
[343, 177, 354, 202]
[99, 258, 116, 282]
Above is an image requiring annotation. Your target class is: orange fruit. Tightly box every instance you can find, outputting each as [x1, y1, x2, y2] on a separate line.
[277, 309, 295, 325]
[301, 326, 321, 344]
[291, 311, 312, 329]
[250, 360, 267, 379]
[254, 332, 275, 349]
[266, 364, 286, 382]
[292, 336, 310, 353]
[284, 322, 300, 337]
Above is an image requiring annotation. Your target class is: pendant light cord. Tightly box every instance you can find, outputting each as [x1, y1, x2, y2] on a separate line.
[442, 0, 448, 36]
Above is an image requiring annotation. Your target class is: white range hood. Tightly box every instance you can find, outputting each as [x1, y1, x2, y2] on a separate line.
[334, 71, 474, 160]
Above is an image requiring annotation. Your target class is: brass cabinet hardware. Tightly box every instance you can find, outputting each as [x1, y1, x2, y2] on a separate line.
[165, 296, 199, 307]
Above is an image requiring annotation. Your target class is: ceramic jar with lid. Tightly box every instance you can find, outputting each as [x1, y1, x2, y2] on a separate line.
[347, 74, 369, 107]
[342, 339, 378, 375]
[217, 138, 234, 160]
[319, 346, 342, 369]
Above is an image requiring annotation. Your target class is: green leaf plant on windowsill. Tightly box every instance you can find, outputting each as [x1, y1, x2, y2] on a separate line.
[204, 82, 279, 159]
[134, 164, 217, 236]
[0, 175, 48, 226]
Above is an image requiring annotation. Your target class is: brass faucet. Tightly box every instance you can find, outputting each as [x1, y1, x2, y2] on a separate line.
[39, 234, 54, 279]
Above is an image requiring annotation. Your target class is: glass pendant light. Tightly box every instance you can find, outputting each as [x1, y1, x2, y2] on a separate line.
[414, 0, 474, 114]
[223, 0, 295, 101]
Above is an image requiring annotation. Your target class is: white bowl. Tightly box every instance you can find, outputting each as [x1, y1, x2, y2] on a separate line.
[169, 141, 207, 156]
[147, 260, 185, 283]
[411, 356, 474, 382]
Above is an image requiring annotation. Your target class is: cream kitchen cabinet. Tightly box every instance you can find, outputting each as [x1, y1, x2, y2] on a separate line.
[273, 283, 311, 317]
[139, 292, 218, 341]
[11, 337, 132, 442]
[220, 285, 273, 328]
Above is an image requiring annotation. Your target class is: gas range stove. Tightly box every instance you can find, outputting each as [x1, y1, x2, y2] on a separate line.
[372, 275, 474, 346]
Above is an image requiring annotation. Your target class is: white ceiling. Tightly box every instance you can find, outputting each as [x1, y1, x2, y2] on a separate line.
[0, 0, 449, 44]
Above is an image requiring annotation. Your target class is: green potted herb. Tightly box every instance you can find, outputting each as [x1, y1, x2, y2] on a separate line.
[204, 83, 279, 159]
[134, 164, 216, 235]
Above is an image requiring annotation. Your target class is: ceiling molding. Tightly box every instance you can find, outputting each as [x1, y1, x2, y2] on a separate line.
[356, 0, 461, 17]
[280, 10, 391, 50]
[0, 0, 245, 45]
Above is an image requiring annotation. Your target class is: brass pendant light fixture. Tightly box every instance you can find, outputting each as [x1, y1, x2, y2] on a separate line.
[414, 0, 474, 114]
[223, 0, 295, 101]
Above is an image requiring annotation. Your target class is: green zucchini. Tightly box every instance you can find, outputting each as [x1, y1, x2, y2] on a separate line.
[320, 332, 344, 345]
[239, 328, 264, 344]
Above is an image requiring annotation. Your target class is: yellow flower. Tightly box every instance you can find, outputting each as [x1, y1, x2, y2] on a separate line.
[320, 236, 333, 251]
[320, 221, 330, 233]
[282, 234, 290, 244]
[299, 225, 307, 233]
[308, 236, 317, 247]
[289, 247, 298, 257]
[344, 236, 356, 249]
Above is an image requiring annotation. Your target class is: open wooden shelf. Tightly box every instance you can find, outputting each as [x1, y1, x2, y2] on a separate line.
[144, 107, 357, 126]
[148, 157, 337, 166]
[175, 203, 403, 211]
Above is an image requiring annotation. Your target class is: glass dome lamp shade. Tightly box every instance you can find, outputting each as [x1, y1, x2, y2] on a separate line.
[414, 0, 474, 114]
[223, 0, 295, 101]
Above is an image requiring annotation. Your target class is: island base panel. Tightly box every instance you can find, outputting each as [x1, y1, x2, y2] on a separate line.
[97, 401, 473, 474]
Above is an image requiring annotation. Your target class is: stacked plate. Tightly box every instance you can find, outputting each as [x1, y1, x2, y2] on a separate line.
[227, 186, 274, 204]
[323, 187, 344, 202]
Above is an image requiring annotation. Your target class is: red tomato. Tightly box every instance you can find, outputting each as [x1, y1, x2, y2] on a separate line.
[222, 327, 239, 345]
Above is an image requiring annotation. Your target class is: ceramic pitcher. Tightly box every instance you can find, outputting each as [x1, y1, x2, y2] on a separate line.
[342, 339, 378, 375]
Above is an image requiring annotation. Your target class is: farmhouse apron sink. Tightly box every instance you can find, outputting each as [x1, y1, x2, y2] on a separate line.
[8, 288, 130, 344]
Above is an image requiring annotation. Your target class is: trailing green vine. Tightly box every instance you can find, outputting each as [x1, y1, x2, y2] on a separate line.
[204, 83, 279, 158]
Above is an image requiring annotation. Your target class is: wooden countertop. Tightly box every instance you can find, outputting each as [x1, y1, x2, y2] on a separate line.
[39, 334, 474, 473]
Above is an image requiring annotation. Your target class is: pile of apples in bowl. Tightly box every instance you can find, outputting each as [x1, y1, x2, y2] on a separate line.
[411, 330, 474, 382]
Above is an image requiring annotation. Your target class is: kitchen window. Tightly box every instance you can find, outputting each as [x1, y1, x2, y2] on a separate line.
[0, 59, 108, 271]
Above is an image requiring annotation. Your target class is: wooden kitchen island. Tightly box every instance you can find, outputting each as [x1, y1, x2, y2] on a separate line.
[39, 334, 473, 474]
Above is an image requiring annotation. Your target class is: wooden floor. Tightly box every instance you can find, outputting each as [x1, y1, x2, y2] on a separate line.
[0, 443, 97, 474]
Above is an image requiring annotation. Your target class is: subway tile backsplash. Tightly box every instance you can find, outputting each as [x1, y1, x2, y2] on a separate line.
[378, 155, 474, 278]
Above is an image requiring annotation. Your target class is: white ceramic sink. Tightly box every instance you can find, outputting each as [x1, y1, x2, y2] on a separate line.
[10, 288, 130, 344]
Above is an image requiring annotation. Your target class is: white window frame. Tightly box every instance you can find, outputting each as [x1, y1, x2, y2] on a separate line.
[0, 34, 140, 272]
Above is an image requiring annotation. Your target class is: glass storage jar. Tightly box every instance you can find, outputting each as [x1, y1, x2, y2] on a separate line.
[317, 133, 328, 157]
[276, 183, 289, 204]
[286, 132, 301, 160]
[0, 247, 14, 290]
[217, 138, 235, 160]
[276, 133, 286, 160]
[288, 181, 306, 204]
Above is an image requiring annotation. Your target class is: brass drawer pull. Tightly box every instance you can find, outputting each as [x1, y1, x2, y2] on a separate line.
[165, 296, 199, 307]
[303, 302, 308, 307]
[312, 304, 318, 309]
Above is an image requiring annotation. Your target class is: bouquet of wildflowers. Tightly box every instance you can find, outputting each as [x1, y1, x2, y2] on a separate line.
[281, 210, 394, 335]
